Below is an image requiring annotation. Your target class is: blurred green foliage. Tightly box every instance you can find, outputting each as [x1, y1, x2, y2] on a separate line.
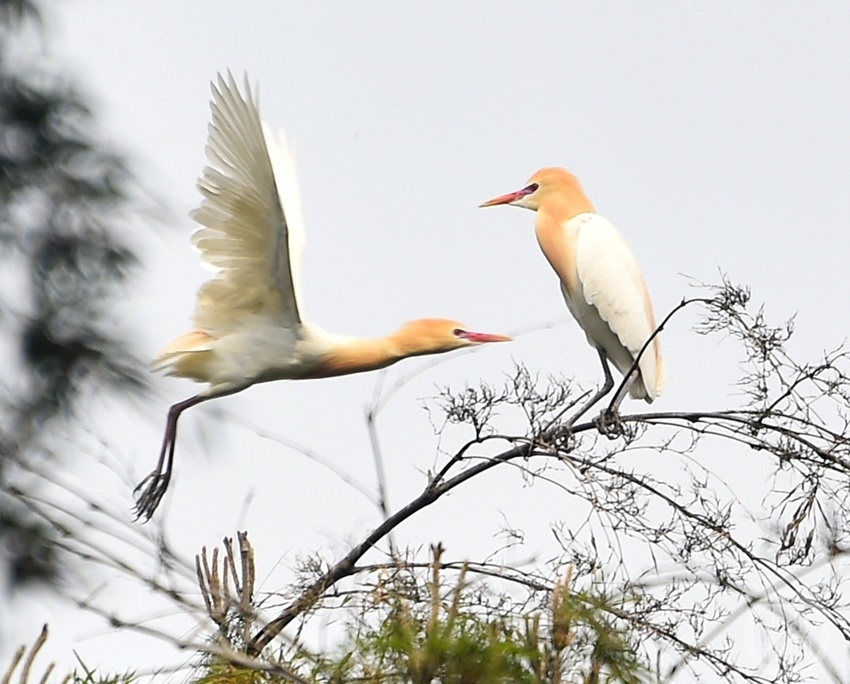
[1, 623, 136, 684]
[0, 0, 147, 590]
[309, 561, 647, 684]
[193, 542, 648, 684]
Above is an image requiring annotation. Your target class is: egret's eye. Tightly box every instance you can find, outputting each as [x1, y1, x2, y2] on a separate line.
[524, 182, 539, 194]
[453, 328, 467, 338]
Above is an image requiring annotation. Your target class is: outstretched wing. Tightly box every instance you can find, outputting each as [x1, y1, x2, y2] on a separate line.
[190, 72, 306, 336]
[573, 214, 664, 400]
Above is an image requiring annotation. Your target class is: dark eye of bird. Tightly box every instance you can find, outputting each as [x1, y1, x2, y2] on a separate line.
[453, 328, 466, 337]
[524, 183, 539, 194]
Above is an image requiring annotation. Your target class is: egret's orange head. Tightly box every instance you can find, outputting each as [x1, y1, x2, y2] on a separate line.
[395, 318, 511, 357]
[480, 167, 594, 218]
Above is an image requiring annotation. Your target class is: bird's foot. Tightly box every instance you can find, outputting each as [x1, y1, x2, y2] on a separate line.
[593, 408, 624, 439]
[544, 423, 575, 450]
[538, 421, 580, 456]
[133, 471, 168, 522]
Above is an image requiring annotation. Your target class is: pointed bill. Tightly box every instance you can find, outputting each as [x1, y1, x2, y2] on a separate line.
[479, 186, 535, 208]
[458, 330, 513, 343]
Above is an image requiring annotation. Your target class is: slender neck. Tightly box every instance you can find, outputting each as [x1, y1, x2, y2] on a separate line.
[535, 210, 580, 297]
[306, 335, 402, 379]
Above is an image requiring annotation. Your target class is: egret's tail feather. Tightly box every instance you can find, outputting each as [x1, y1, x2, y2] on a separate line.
[153, 330, 215, 381]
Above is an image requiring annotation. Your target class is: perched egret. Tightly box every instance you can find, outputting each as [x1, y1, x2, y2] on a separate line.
[480, 168, 663, 424]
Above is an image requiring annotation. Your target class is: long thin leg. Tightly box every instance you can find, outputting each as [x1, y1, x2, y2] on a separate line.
[562, 347, 615, 430]
[134, 394, 204, 522]
[606, 365, 639, 414]
[594, 361, 641, 436]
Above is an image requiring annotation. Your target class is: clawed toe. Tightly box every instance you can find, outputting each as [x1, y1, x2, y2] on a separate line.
[544, 423, 575, 449]
[133, 473, 168, 522]
[593, 408, 624, 438]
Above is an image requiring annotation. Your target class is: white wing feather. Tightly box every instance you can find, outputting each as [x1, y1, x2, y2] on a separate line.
[572, 214, 662, 400]
[262, 121, 306, 317]
[190, 72, 304, 335]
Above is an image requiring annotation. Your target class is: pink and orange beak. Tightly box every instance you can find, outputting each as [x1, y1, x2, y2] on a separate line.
[458, 329, 512, 344]
[479, 184, 536, 208]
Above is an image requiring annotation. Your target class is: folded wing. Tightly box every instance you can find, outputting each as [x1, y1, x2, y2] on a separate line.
[574, 215, 664, 400]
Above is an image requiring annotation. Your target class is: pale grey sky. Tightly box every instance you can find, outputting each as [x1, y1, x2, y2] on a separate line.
[4, 1, 850, 678]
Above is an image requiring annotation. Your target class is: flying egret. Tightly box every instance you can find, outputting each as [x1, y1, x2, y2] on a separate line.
[134, 74, 511, 520]
[480, 167, 663, 426]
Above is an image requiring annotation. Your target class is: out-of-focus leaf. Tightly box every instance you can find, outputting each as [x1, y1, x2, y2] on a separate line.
[0, 0, 148, 591]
